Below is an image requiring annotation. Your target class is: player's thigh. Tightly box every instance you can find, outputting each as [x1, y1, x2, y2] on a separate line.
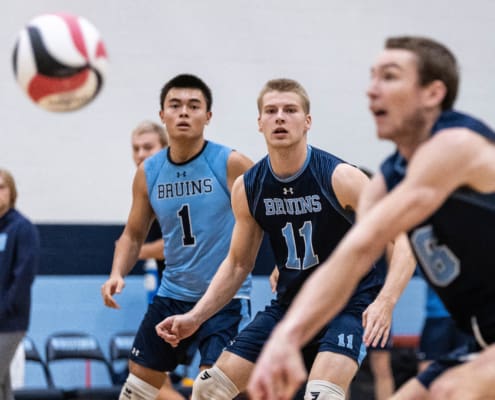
[129, 360, 170, 389]
[215, 350, 255, 392]
[390, 377, 428, 400]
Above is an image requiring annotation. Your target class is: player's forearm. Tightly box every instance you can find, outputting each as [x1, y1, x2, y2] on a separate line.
[376, 235, 416, 306]
[111, 235, 142, 277]
[278, 224, 386, 348]
[190, 260, 250, 325]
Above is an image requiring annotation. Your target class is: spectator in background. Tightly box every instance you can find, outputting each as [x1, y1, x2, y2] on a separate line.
[130, 120, 168, 283]
[0, 168, 40, 400]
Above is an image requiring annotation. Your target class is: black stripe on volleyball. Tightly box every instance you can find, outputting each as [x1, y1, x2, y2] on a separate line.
[27, 25, 88, 78]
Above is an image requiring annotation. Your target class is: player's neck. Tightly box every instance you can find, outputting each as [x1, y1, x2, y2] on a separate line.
[168, 137, 206, 163]
[268, 143, 308, 179]
[396, 108, 442, 160]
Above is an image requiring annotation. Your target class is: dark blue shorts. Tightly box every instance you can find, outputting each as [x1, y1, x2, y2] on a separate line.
[417, 317, 473, 362]
[226, 289, 378, 368]
[130, 296, 249, 372]
[416, 334, 479, 388]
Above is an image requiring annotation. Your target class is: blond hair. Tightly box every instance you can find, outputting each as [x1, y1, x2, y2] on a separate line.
[131, 121, 168, 147]
[257, 78, 310, 114]
[0, 168, 17, 207]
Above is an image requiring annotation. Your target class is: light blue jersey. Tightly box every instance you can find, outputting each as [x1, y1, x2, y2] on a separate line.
[144, 140, 251, 302]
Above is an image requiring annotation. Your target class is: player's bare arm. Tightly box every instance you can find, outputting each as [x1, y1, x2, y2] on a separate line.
[331, 163, 370, 211]
[332, 164, 416, 346]
[101, 164, 155, 309]
[363, 233, 415, 347]
[357, 172, 416, 346]
[156, 176, 263, 345]
[226, 150, 254, 191]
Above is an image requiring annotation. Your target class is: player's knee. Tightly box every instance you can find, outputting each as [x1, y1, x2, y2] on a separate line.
[192, 365, 240, 400]
[119, 373, 160, 400]
[304, 380, 345, 400]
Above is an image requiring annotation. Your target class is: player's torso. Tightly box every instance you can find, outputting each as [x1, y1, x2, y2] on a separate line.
[144, 141, 251, 301]
[245, 146, 381, 304]
[381, 110, 495, 340]
[410, 189, 495, 338]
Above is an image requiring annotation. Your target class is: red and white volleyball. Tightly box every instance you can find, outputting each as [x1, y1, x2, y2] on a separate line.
[12, 13, 108, 112]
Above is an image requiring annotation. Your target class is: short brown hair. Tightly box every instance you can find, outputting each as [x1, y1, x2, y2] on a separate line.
[131, 121, 168, 147]
[0, 168, 17, 208]
[257, 78, 310, 114]
[385, 36, 459, 110]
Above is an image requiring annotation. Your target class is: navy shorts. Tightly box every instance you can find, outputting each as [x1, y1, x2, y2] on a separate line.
[416, 336, 479, 388]
[130, 296, 249, 371]
[417, 317, 473, 362]
[226, 289, 377, 368]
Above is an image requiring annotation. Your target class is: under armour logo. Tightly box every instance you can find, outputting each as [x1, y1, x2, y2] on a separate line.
[123, 387, 132, 399]
[131, 347, 140, 357]
[200, 371, 211, 380]
[177, 171, 187, 178]
[311, 392, 320, 400]
[283, 187, 294, 195]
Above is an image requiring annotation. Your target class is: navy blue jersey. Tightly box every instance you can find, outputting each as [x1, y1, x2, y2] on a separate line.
[244, 146, 383, 305]
[380, 110, 495, 342]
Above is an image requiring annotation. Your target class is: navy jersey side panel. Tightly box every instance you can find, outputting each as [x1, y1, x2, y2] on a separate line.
[380, 110, 495, 341]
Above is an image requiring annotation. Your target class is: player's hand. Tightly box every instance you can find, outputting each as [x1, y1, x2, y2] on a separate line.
[362, 297, 393, 347]
[101, 275, 125, 309]
[247, 325, 307, 400]
[269, 267, 279, 293]
[155, 314, 200, 347]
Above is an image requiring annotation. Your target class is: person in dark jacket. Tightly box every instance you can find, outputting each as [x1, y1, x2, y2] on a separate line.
[0, 168, 40, 400]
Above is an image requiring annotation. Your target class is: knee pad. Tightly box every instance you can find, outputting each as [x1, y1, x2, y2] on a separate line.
[304, 380, 345, 400]
[192, 365, 240, 400]
[119, 373, 160, 400]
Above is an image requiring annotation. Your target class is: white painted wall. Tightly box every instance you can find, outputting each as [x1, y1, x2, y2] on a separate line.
[2, 0, 495, 222]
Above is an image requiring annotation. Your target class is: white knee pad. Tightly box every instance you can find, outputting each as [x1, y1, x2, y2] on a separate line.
[119, 373, 160, 400]
[304, 380, 345, 400]
[192, 365, 240, 400]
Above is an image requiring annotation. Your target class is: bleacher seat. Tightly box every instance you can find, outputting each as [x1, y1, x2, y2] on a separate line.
[45, 332, 121, 399]
[14, 336, 64, 400]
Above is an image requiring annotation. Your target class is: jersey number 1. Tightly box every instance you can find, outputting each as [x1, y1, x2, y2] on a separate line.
[178, 204, 196, 246]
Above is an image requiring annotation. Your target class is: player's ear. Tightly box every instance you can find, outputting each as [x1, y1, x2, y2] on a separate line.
[205, 111, 212, 125]
[423, 80, 447, 109]
[305, 114, 312, 130]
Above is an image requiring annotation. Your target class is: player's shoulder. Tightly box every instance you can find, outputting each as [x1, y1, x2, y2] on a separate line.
[308, 145, 348, 171]
[433, 110, 495, 142]
[227, 149, 254, 170]
[144, 147, 168, 170]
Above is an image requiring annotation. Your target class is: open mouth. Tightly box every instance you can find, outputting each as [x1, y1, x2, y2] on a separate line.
[273, 128, 288, 134]
[371, 108, 387, 118]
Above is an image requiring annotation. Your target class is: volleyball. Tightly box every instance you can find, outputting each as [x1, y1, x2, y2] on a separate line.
[12, 13, 108, 112]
